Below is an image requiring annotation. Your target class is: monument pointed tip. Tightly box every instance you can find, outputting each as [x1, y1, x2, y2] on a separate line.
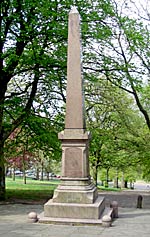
[70, 6, 78, 14]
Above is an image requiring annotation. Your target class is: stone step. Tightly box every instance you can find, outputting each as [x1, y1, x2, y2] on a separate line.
[38, 206, 114, 226]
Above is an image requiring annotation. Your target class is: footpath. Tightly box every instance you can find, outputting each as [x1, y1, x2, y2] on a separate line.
[0, 190, 150, 237]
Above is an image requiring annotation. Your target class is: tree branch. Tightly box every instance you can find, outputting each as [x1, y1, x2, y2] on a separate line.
[5, 82, 32, 99]
[3, 64, 39, 141]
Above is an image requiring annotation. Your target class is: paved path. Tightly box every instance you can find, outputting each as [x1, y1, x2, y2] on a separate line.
[101, 190, 150, 208]
[0, 203, 150, 237]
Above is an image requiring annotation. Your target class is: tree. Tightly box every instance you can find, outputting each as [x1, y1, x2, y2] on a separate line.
[84, 0, 150, 130]
[0, 0, 68, 198]
[86, 75, 145, 186]
[86, 79, 120, 185]
[0, 0, 114, 199]
[5, 114, 62, 181]
[82, 0, 150, 183]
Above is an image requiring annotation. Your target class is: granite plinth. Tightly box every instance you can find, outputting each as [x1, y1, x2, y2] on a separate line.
[52, 180, 98, 204]
[40, 195, 105, 221]
[59, 130, 90, 179]
[38, 213, 103, 225]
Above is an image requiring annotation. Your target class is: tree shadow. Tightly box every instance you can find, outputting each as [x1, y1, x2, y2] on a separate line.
[119, 210, 150, 219]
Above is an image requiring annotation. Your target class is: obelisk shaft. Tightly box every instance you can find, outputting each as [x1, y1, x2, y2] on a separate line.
[65, 7, 85, 131]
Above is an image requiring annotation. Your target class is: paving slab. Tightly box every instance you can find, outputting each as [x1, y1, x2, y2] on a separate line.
[0, 204, 150, 237]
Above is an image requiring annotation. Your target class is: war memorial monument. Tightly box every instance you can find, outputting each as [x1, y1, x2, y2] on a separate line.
[39, 7, 114, 225]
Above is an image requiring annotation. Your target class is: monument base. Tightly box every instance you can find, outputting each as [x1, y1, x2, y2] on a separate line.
[39, 195, 107, 225]
[39, 214, 104, 225]
[52, 178, 98, 204]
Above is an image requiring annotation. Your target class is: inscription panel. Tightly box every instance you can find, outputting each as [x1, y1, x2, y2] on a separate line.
[64, 148, 82, 177]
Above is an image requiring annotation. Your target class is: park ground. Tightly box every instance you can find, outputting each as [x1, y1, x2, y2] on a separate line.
[0, 178, 150, 236]
[4, 177, 150, 207]
[0, 190, 150, 237]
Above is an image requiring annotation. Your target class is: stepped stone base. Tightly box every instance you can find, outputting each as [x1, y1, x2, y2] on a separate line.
[38, 214, 104, 225]
[39, 195, 105, 224]
[39, 207, 114, 226]
[52, 178, 98, 204]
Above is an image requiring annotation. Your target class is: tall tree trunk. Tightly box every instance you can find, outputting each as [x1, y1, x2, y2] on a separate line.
[93, 165, 98, 186]
[13, 167, 15, 181]
[0, 141, 5, 200]
[41, 162, 44, 181]
[22, 148, 26, 184]
[47, 172, 50, 181]
[121, 172, 128, 188]
[36, 167, 39, 180]
[23, 171, 26, 184]
[124, 180, 128, 188]
[105, 168, 109, 188]
[114, 168, 119, 188]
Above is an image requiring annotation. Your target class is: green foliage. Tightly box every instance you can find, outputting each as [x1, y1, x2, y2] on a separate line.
[4, 113, 62, 176]
[1, 0, 150, 195]
[84, 0, 150, 130]
[87, 77, 148, 183]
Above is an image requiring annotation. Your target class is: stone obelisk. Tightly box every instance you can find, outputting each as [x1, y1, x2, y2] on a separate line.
[65, 6, 85, 132]
[39, 7, 105, 224]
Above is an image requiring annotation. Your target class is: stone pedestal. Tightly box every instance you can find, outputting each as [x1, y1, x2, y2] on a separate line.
[40, 129, 105, 224]
[52, 129, 96, 203]
[43, 196, 105, 220]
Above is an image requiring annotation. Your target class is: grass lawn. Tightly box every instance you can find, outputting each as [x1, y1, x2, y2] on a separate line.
[6, 177, 60, 203]
[97, 185, 121, 192]
[5, 177, 120, 203]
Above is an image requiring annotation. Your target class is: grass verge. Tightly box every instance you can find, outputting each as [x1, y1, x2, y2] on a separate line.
[5, 177, 60, 203]
[97, 185, 121, 192]
[5, 177, 121, 204]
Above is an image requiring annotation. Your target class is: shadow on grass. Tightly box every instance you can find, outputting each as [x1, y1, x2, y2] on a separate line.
[5, 189, 54, 204]
[119, 210, 150, 219]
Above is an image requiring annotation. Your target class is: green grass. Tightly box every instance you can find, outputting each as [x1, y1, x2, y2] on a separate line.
[5, 177, 121, 203]
[97, 185, 121, 192]
[6, 177, 60, 202]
